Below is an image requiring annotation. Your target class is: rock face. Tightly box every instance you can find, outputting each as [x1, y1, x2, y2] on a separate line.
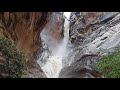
[40, 12, 64, 52]
[0, 12, 52, 78]
[69, 12, 118, 45]
[37, 12, 65, 64]
[36, 12, 65, 78]
[42, 12, 64, 41]
[59, 12, 120, 78]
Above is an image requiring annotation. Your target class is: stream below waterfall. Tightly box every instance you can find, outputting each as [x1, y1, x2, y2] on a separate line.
[37, 12, 71, 78]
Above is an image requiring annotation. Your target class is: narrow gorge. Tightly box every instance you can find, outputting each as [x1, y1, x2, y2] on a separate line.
[37, 12, 71, 78]
[0, 12, 120, 78]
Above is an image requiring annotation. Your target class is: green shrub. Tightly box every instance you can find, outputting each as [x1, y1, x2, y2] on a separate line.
[96, 49, 120, 78]
[0, 37, 26, 78]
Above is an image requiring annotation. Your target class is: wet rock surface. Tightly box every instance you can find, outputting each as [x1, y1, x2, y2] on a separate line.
[36, 12, 65, 78]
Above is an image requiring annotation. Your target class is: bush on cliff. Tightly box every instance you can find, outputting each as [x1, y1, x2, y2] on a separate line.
[96, 49, 120, 78]
[0, 37, 26, 78]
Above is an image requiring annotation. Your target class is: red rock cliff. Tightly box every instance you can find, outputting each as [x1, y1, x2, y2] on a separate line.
[0, 12, 52, 77]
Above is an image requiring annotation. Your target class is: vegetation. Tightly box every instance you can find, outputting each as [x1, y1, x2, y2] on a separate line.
[0, 37, 26, 78]
[96, 49, 120, 78]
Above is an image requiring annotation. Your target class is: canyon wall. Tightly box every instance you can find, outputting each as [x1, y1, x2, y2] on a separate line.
[59, 12, 120, 78]
[0, 12, 52, 78]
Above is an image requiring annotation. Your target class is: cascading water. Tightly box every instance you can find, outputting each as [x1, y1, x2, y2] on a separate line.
[54, 18, 70, 57]
[37, 12, 71, 78]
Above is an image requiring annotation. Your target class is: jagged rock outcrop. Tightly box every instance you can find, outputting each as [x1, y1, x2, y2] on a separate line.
[59, 12, 120, 78]
[0, 12, 52, 78]
[69, 12, 119, 45]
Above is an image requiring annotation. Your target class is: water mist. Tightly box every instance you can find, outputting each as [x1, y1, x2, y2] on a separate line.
[38, 12, 71, 78]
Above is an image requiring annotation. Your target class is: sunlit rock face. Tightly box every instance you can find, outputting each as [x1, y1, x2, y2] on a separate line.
[59, 12, 120, 78]
[69, 12, 119, 45]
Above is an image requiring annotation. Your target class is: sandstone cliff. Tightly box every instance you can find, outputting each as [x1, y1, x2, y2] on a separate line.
[0, 12, 52, 78]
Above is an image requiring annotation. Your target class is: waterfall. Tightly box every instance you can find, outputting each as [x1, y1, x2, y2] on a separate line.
[37, 12, 71, 78]
[54, 18, 69, 57]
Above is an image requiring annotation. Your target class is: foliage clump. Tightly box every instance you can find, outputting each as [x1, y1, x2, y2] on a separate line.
[96, 49, 120, 78]
[0, 37, 26, 78]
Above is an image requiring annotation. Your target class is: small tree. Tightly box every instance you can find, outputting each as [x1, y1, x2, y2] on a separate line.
[0, 37, 26, 78]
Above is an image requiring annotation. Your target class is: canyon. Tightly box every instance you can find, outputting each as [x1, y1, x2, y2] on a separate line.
[0, 12, 120, 78]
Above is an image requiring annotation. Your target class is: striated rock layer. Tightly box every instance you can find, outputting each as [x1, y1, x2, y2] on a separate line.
[59, 12, 120, 78]
[0, 12, 52, 78]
